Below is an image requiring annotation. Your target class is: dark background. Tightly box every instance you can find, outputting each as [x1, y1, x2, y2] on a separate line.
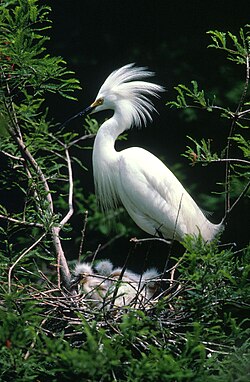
[46, 0, 249, 269]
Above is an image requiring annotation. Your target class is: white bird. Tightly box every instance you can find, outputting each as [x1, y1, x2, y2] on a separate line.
[72, 260, 159, 308]
[81, 63, 223, 242]
[72, 262, 107, 306]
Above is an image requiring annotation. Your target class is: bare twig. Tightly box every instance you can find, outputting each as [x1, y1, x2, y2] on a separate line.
[99, 233, 125, 251]
[0, 149, 24, 162]
[130, 237, 171, 245]
[0, 214, 43, 227]
[49, 131, 95, 149]
[209, 158, 250, 166]
[52, 146, 74, 288]
[109, 243, 135, 310]
[2, 71, 22, 139]
[223, 178, 250, 222]
[91, 244, 102, 265]
[11, 134, 54, 211]
[8, 232, 46, 293]
[224, 120, 236, 213]
[238, 108, 250, 117]
[58, 147, 74, 227]
[169, 257, 184, 286]
[68, 133, 95, 147]
[163, 193, 183, 274]
[24, 317, 48, 360]
[78, 210, 88, 263]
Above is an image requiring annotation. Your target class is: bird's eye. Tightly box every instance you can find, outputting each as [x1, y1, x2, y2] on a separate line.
[91, 97, 104, 109]
[97, 97, 104, 105]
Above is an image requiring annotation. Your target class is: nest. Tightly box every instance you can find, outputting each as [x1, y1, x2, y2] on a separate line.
[24, 260, 186, 349]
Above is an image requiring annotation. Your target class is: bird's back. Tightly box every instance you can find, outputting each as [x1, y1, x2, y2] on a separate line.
[115, 147, 222, 241]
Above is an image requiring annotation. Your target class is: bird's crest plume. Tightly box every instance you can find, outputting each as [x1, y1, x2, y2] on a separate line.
[97, 63, 164, 128]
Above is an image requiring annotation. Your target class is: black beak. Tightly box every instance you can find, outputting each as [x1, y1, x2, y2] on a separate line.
[70, 274, 82, 287]
[61, 105, 95, 128]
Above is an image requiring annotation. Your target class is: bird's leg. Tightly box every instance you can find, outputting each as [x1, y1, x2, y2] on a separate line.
[155, 225, 164, 239]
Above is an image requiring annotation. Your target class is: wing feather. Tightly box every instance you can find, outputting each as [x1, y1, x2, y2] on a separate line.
[116, 147, 219, 241]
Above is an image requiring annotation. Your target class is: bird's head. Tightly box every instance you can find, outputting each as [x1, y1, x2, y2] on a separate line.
[88, 94, 113, 114]
[60, 64, 164, 130]
[85, 63, 165, 128]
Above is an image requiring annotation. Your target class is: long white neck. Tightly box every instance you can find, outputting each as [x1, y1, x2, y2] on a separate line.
[92, 110, 126, 212]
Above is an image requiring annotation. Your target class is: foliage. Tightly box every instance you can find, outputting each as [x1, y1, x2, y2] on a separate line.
[0, 0, 101, 287]
[0, 1, 249, 381]
[167, 25, 250, 216]
[0, 239, 249, 381]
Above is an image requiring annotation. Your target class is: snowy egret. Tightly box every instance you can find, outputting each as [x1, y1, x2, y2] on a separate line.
[80, 63, 223, 242]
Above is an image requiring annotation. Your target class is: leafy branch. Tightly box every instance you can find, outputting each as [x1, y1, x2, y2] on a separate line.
[167, 80, 215, 110]
[167, 25, 250, 219]
[207, 27, 250, 65]
[0, 0, 97, 289]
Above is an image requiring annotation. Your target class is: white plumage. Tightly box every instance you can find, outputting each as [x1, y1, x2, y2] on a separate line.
[72, 260, 159, 308]
[85, 63, 223, 242]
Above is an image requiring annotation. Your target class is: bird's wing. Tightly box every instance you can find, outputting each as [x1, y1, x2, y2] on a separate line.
[117, 147, 207, 240]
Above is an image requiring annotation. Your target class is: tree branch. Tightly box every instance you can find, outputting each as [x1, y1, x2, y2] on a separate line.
[207, 158, 250, 166]
[52, 146, 74, 288]
[4, 98, 71, 287]
[0, 149, 24, 162]
[224, 53, 250, 214]
[68, 133, 95, 147]
[78, 210, 88, 263]
[0, 214, 43, 227]
[58, 147, 74, 228]
[223, 178, 250, 222]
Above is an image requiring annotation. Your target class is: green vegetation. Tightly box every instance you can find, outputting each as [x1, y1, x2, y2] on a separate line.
[0, 1, 249, 381]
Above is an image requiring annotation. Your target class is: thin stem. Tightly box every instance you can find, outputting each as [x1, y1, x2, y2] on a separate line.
[99, 233, 125, 251]
[78, 210, 89, 263]
[222, 179, 250, 223]
[23, 165, 43, 218]
[236, 54, 250, 115]
[8, 232, 46, 293]
[11, 133, 54, 212]
[24, 317, 48, 360]
[224, 120, 236, 213]
[0, 150, 24, 162]
[58, 148, 74, 227]
[51, 146, 74, 288]
[68, 133, 96, 147]
[224, 53, 250, 215]
[0, 214, 43, 228]
[2, 68, 22, 139]
[206, 158, 250, 166]
[238, 108, 250, 117]
[130, 237, 171, 245]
